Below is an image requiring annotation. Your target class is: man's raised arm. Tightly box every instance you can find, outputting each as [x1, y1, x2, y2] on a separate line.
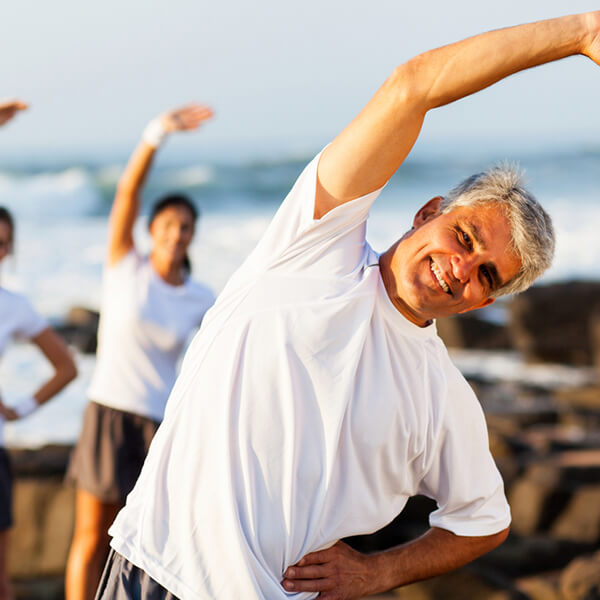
[315, 11, 600, 219]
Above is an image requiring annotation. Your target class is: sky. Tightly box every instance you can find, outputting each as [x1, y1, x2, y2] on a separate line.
[0, 0, 598, 162]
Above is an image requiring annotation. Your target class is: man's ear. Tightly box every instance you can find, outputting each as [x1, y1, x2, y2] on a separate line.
[413, 196, 443, 228]
[458, 297, 495, 314]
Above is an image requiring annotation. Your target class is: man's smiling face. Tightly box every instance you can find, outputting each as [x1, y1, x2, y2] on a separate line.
[379, 197, 522, 327]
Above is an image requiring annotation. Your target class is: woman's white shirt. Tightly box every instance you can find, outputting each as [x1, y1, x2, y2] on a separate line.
[0, 288, 48, 445]
[87, 252, 215, 421]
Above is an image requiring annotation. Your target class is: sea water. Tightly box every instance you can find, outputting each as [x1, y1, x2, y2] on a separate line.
[1, 143, 598, 447]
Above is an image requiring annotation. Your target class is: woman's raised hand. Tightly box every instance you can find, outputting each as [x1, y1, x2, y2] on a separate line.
[160, 104, 214, 133]
[0, 99, 28, 127]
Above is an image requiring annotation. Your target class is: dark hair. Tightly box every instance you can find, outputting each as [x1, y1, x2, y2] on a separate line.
[148, 194, 199, 275]
[0, 206, 14, 254]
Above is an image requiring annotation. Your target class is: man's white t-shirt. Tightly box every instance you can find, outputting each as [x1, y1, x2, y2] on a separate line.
[87, 252, 215, 421]
[109, 153, 511, 599]
[0, 288, 48, 446]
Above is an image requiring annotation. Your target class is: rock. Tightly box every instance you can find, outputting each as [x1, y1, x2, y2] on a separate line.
[54, 306, 99, 354]
[480, 534, 595, 577]
[390, 568, 526, 599]
[6, 445, 75, 584]
[12, 576, 64, 600]
[515, 573, 561, 600]
[8, 478, 74, 579]
[560, 551, 600, 600]
[9, 445, 71, 478]
[508, 464, 564, 536]
[511, 424, 599, 455]
[508, 281, 600, 366]
[508, 451, 600, 537]
[436, 313, 512, 351]
[555, 386, 600, 415]
[550, 486, 600, 544]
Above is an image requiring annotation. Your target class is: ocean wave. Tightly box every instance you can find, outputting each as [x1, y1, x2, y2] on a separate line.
[0, 168, 102, 219]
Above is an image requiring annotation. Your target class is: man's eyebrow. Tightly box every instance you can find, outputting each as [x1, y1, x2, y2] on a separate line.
[464, 221, 486, 250]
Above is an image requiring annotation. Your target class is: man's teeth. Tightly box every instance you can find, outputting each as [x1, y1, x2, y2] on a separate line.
[431, 261, 449, 293]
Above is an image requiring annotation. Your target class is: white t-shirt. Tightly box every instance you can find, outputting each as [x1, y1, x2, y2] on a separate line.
[0, 288, 48, 446]
[87, 252, 215, 421]
[110, 153, 511, 599]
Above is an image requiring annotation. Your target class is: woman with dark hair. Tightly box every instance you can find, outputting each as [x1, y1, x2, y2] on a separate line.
[0, 100, 77, 600]
[65, 104, 215, 600]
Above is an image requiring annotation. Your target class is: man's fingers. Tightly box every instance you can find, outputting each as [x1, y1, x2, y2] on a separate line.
[281, 576, 332, 593]
[284, 563, 332, 579]
[294, 547, 335, 566]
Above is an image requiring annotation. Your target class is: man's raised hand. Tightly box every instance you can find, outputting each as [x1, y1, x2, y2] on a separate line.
[583, 10, 600, 64]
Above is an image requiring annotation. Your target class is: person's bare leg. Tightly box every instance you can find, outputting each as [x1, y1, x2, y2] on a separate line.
[0, 530, 14, 600]
[65, 489, 121, 600]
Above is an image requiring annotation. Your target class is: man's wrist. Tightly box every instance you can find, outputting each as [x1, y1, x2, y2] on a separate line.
[14, 395, 38, 418]
[142, 118, 169, 148]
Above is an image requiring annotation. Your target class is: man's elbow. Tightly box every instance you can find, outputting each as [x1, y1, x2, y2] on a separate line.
[482, 526, 510, 554]
[384, 56, 431, 113]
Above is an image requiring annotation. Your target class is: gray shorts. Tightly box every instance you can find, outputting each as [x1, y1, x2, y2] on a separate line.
[0, 448, 13, 530]
[66, 401, 160, 503]
[95, 549, 179, 600]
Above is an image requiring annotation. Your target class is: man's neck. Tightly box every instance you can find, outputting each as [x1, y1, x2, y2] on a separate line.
[378, 248, 432, 328]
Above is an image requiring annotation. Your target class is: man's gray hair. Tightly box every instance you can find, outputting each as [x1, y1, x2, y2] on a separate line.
[439, 165, 555, 297]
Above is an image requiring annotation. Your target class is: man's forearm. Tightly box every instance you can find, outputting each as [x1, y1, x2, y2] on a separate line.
[410, 12, 597, 113]
[367, 526, 509, 594]
[316, 11, 599, 207]
[282, 527, 509, 598]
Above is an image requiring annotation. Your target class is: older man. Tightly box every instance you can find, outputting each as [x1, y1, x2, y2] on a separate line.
[98, 10, 599, 600]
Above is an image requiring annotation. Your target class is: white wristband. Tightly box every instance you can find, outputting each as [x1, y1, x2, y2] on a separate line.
[142, 118, 169, 148]
[14, 396, 38, 418]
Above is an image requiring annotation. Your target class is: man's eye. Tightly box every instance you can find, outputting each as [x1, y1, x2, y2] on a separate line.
[458, 229, 472, 249]
[481, 267, 493, 286]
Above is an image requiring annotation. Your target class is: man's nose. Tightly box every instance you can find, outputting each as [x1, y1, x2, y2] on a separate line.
[450, 253, 476, 283]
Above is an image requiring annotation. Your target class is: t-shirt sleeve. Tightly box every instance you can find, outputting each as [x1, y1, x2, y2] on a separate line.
[417, 367, 511, 537]
[103, 249, 141, 291]
[13, 295, 48, 340]
[241, 149, 384, 278]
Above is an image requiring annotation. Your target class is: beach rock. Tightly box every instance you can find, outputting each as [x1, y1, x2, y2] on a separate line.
[508, 281, 600, 365]
[391, 568, 525, 600]
[560, 551, 600, 600]
[555, 385, 600, 415]
[511, 423, 599, 455]
[549, 485, 600, 544]
[507, 464, 565, 536]
[9, 477, 74, 579]
[9, 444, 72, 477]
[515, 573, 561, 600]
[12, 576, 64, 600]
[591, 308, 600, 372]
[481, 534, 595, 577]
[7, 445, 75, 587]
[54, 306, 99, 354]
[508, 451, 600, 537]
[436, 313, 512, 350]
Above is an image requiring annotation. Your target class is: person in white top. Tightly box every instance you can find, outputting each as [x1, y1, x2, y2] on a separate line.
[102, 12, 598, 600]
[0, 100, 78, 600]
[65, 105, 216, 600]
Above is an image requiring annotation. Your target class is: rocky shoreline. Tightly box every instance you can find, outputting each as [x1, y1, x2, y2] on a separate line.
[7, 281, 600, 599]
